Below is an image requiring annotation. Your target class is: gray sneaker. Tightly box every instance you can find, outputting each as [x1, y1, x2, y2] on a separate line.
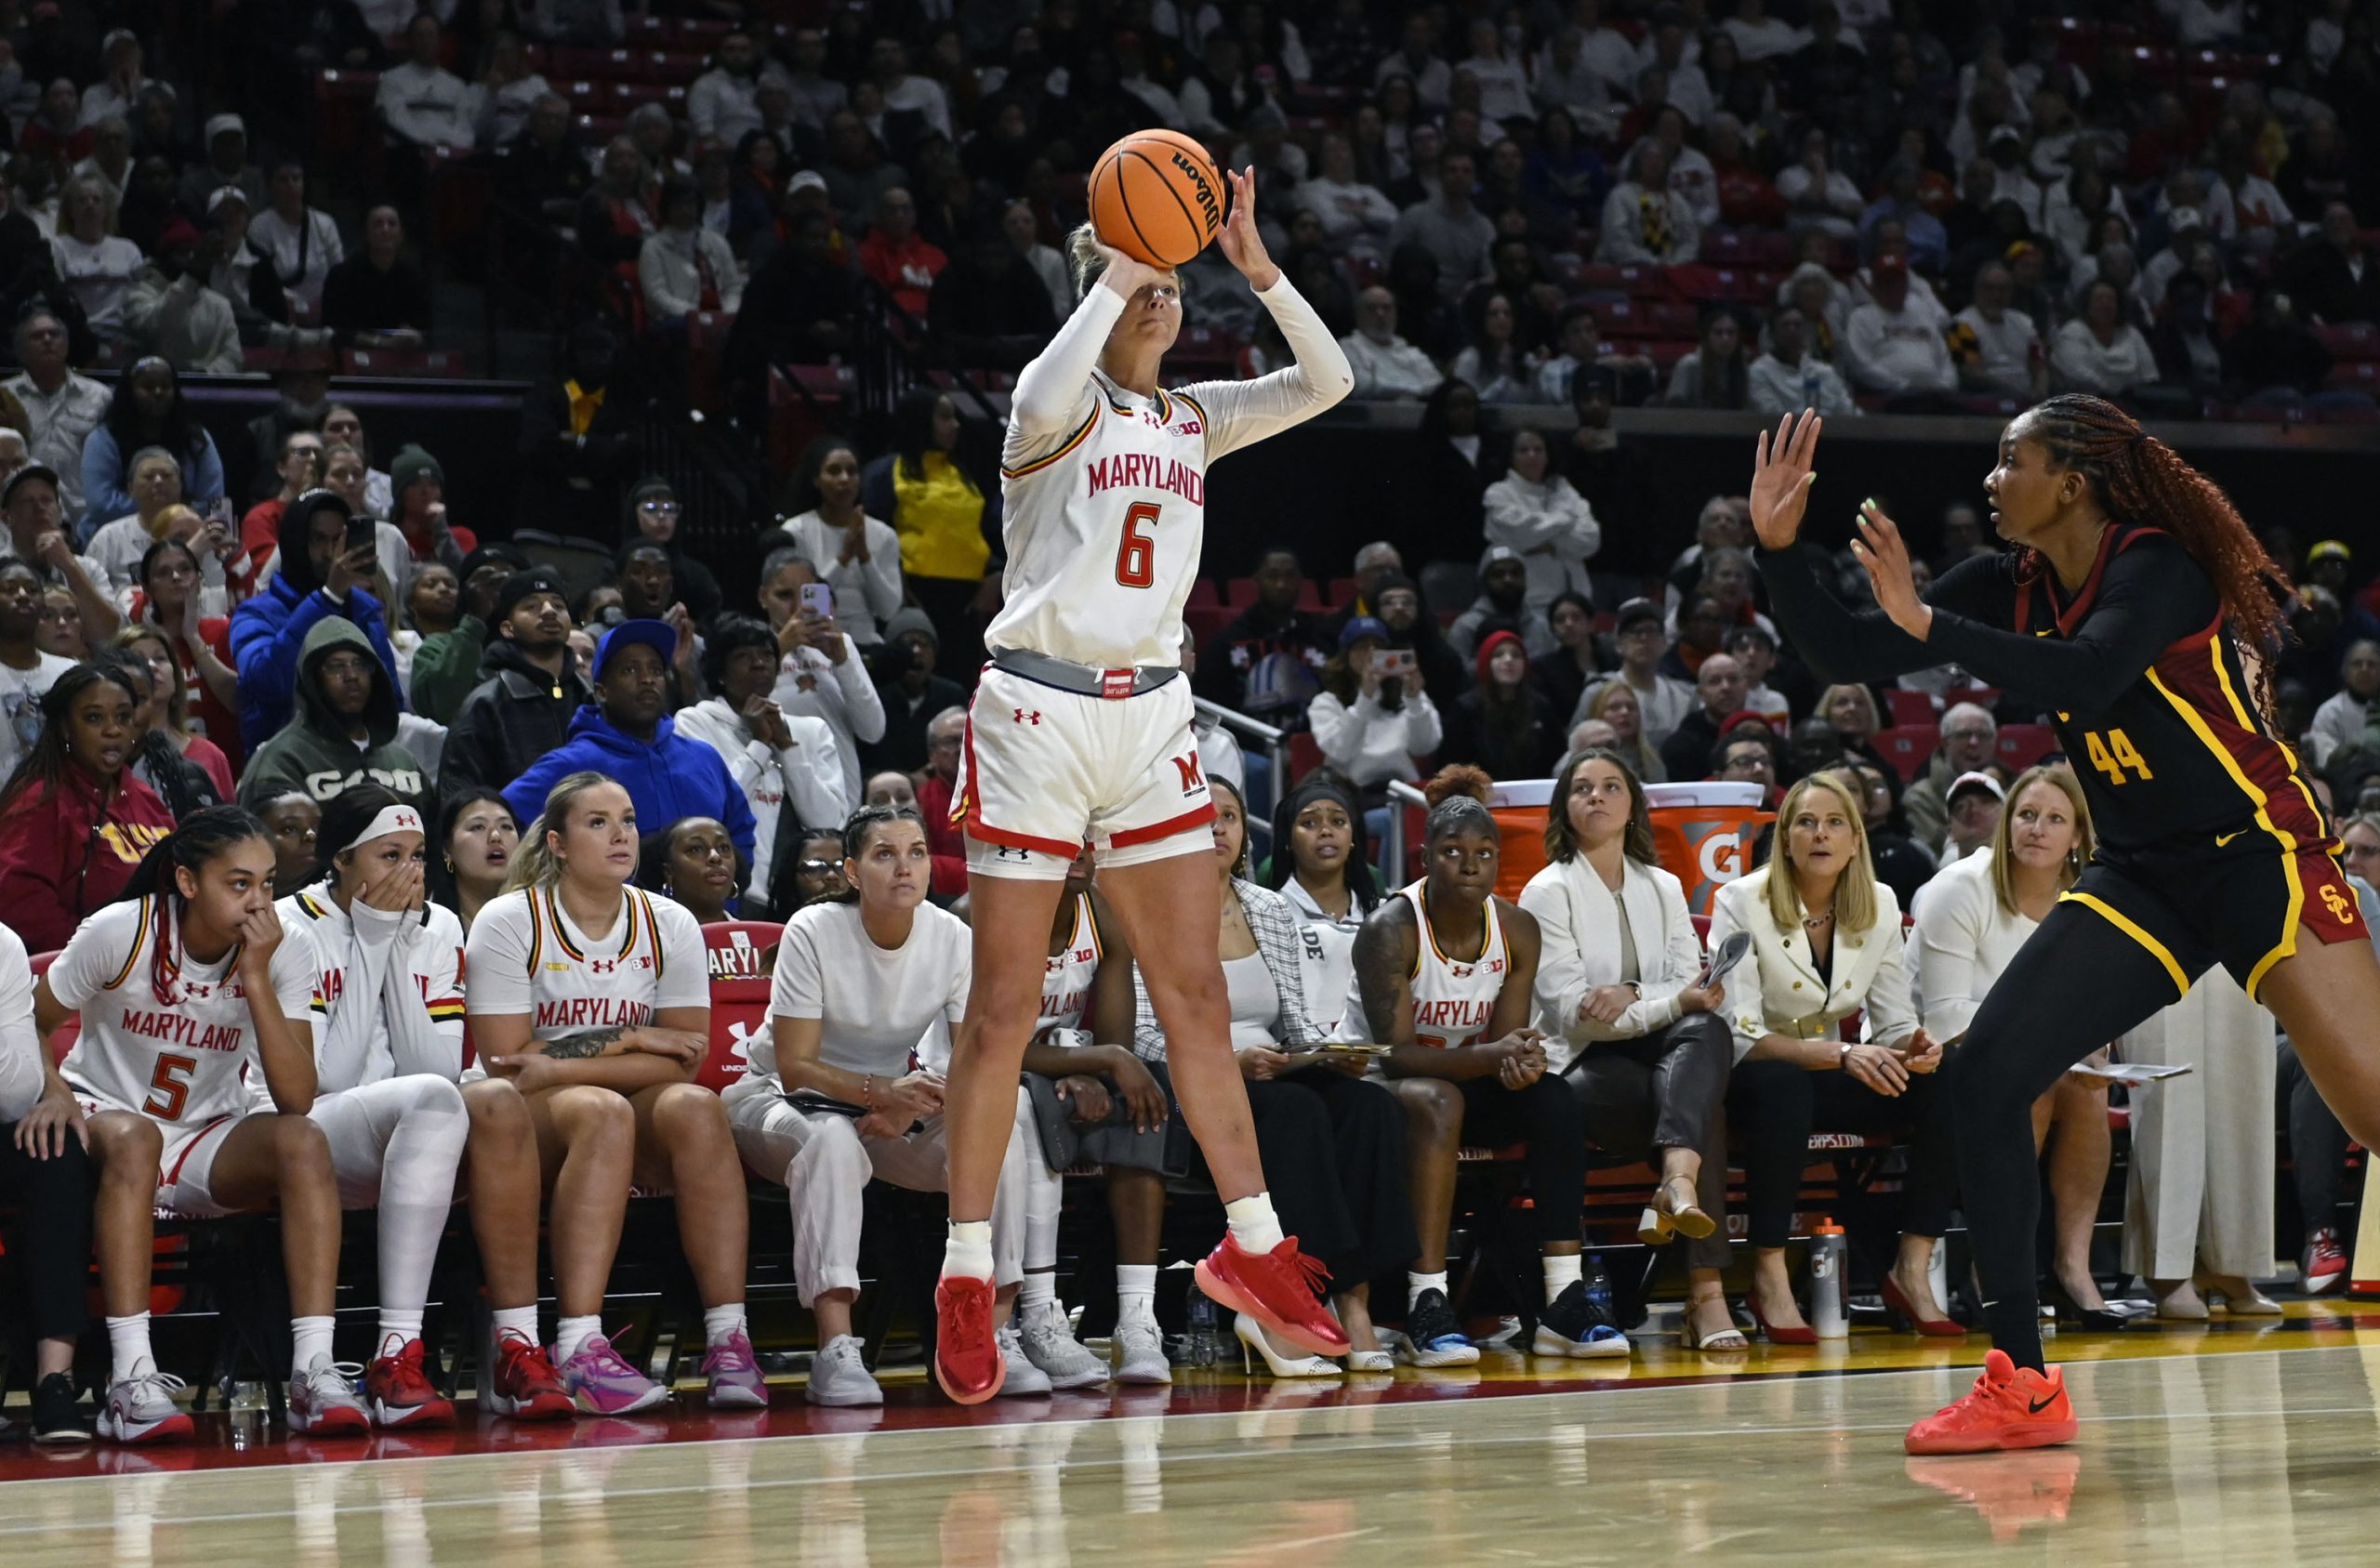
[1111, 1318, 1172, 1386]
[806, 1335, 884, 1407]
[996, 1325, 1053, 1396]
[1017, 1301, 1108, 1390]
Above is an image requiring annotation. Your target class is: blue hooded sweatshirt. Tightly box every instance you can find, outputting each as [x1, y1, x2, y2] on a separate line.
[503, 703, 758, 865]
[229, 490, 403, 753]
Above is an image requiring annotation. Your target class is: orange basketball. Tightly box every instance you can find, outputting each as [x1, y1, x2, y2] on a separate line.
[1089, 129, 1226, 268]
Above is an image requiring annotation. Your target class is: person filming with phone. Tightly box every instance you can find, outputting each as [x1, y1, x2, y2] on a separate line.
[230, 489, 405, 755]
[1308, 616, 1442, 846]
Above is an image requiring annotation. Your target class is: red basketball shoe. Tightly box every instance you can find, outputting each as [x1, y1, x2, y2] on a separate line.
[1905, 1350, 2078, 1455]
[934, 1276, 1005, 1405]
[363, 1338, 455, 1429]
[1195, 1234, 1350, 1357]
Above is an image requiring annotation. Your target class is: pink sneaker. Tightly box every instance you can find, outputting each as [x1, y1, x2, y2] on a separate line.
[557, 1334, 671, 1416]
[701, 1327, 769, 1409]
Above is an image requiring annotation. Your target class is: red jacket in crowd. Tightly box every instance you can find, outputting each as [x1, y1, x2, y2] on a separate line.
[913, 771, 971, 899]
[0, 766, 177, 955]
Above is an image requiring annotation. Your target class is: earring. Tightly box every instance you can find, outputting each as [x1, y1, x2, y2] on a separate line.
[443, 858, 455, 873]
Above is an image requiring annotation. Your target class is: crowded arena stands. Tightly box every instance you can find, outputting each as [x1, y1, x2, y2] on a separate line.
[1, 3, 2379, 1556]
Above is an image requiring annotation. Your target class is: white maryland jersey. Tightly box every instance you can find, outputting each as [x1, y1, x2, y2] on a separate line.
[1036, 893, 1104, 1039]
[273, 885, 468, 1101]
[464, 885, 708, 1052]
[52, 897, 322, 1125]
[986, 275, 1353, 671]
[1337, 882, 1512, 1052]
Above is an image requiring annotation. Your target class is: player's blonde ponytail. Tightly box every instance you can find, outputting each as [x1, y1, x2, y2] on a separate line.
[1067, 221, 1106, 300]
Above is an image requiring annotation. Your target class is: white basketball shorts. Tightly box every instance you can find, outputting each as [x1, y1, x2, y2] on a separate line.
[955, 666, 1217, 881]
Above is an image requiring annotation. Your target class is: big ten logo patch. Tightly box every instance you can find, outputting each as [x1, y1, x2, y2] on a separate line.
[707, 929, 766, 982]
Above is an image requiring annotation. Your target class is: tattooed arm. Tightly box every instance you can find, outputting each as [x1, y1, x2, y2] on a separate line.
[1351, 902, 1509, 1083]
[475, 1008, 707, 1094]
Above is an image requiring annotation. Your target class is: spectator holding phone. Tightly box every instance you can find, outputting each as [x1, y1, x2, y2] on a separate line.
[1307, 616, 1443, 810]
[229, 489, 402, 754]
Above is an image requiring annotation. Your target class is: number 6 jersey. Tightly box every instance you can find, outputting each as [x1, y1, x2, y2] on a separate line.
[51, 897, 323, 1125]
[985, 273, 1353, 672]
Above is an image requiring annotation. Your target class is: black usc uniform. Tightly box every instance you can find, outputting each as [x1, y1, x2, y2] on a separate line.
[1762, 524, 2366, 1002]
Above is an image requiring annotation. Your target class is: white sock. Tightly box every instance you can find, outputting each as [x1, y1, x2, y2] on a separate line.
[292, 1315, 336, 1374]
[1408, 1271, 1448, 1309]
[377, 1309, 425, 1357]
[1025, 1157, 1063, 1273]
[1543, 1253, 1583, 1304]
[491, 1305, 540, 1344]
[107, 1312, 154, 1383]
[702, 1303, 746, 1345]
[556, 1314, 601, 1364]
[1117, 1265, 1157, 1327]
[1018, 1272, 1057, 1317]
[942, 1219, 995, 1281]
[1223, 1192, 1285, 1255]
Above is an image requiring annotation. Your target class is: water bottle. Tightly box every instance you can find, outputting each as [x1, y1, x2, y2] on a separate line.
[1808, 1219, 1849, 1339]
[1183, 1285, 1221, 1367]
[1582, 1254, 1615, 1321]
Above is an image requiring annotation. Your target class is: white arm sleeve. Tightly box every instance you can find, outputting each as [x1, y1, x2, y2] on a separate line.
[829, 654, 886, 744]
[776, 718, 851, 838]
[1006, 284, 1122, 444]
[382, 914, 467, 1080]
[1178, 275, 1354, 462]
[312, 918, 391, 1096]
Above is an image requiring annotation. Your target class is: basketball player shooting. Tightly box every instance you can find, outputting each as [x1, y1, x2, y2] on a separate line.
[932, 148, 1355, 1403]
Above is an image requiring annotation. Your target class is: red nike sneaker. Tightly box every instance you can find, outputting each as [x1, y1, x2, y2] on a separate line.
[487, 1331, 574, 1421]
[934, 1276, 1005, 1405]
[1904, 1350, 2078, 1455]
[364, 1338, 455, 1429]
[1195, 1234, 1350, 1357]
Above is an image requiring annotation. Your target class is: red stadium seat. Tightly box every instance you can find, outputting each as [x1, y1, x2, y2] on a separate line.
[1884, 689, 1936, 726]
[1941, 685, 2002, 712]
[1996, 723, 2057, 771]
[1327, 577, 1358, 610]
[1224, 577, 1258, 610]
[1874, 725, 1937, 784]
[1183, 603, 1230, 647]
[1185, 578, 1220, 610]
[700, 921, 783, 1096]
[1288, 732, 1325, 784]
[2314, 323, 2380, 362]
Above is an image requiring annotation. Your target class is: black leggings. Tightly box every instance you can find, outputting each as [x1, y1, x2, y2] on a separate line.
[1460, 1074, 1588, 1245]
[1950, 899, 2195, 1369]
[0, 1127, 94, 1344]
[2277, 1037, 2353, 1243]
[1240, 1067, 1419, 1285]
[1728, 1055, 1959, 1249]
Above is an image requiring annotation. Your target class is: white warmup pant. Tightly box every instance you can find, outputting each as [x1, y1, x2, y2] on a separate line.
[726, 1082, 1035, 1306]
[2122, 968, 2277, 1282]
[309, 1075, 471, 1314]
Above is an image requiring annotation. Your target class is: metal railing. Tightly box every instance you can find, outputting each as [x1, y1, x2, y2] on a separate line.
[1193, 698, 1289, 858]
[1382, 780, 1430, 887]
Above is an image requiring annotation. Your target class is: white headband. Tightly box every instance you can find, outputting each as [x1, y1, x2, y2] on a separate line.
[343, 802, 427, 855]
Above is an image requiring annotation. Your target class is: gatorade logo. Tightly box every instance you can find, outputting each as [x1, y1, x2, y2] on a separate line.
[1690, 823, 1749, 889]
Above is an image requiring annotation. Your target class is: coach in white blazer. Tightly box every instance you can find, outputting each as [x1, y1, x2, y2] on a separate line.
[1521, 749, 1740, 1351]
[1710, 771, 1959, 1342]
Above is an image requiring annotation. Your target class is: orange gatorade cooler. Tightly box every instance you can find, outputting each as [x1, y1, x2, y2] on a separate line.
[1644, 781, 1772, 916]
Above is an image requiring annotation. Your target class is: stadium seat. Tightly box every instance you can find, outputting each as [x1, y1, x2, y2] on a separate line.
[1884, 689, 1937, 726]
[1185, 578, 1220, 610]
[1996, 723, 2057, 771]
[1874, 725, 1937, 784]
[700, 921, 783, 1096]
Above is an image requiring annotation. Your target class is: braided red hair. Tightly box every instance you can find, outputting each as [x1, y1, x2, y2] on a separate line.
[2016, 394, 2291, 723]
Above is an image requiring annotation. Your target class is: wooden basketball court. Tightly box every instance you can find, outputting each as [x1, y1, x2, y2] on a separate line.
[5, 1302, 2377, 1563]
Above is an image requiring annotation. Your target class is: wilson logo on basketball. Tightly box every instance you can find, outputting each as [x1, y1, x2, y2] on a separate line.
[1170, 151, 1221, 228]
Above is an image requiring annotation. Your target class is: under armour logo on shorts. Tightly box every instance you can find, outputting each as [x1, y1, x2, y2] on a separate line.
[1013, 708, 1042, 725]
[996, 845, 1031, 863]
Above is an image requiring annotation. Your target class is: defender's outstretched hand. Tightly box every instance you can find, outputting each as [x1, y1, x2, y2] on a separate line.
[1749, 410, 1823, 551]
[1216, 166, 1280, 291]
[1852, 499, 1934, 641]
